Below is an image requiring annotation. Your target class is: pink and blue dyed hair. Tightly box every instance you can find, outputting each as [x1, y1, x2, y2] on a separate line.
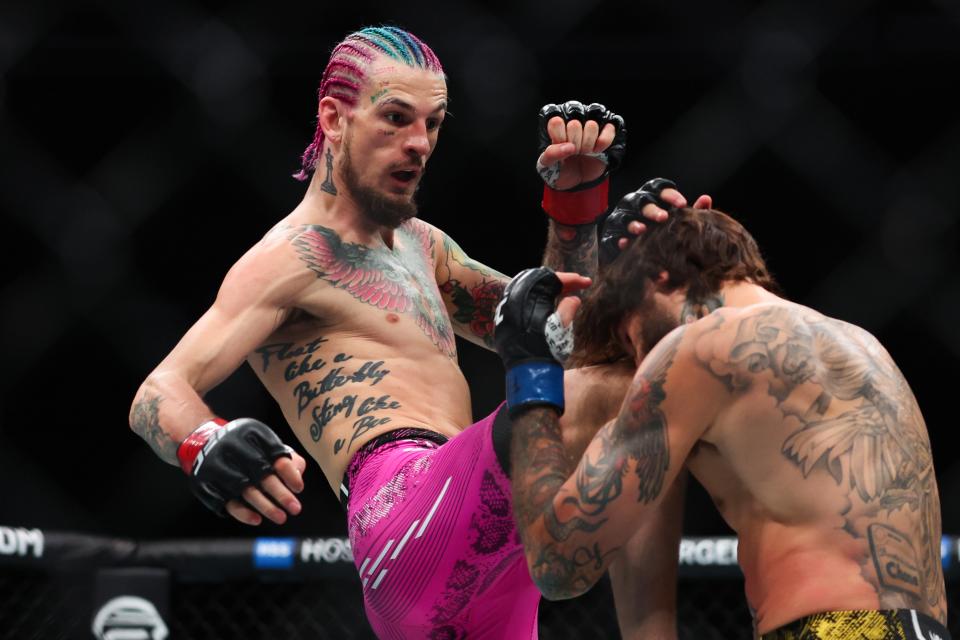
[293, 26, 444, 181]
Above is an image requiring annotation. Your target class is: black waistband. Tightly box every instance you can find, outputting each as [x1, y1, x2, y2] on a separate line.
[339, 428, 449, 511]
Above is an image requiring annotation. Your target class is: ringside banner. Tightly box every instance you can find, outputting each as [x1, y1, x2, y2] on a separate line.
[1, 527, 957, 580]
[0, 527, 43, 558]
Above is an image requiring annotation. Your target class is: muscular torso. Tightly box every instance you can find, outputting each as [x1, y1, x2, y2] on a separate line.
[686, 302, 945, 631]
[247, 217, 472, 493]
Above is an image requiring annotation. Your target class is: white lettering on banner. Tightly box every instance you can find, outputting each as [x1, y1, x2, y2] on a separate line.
[301, 538, 353, 563]
[256, 540, 293, 557]
[678, 538, 738, 566]
[0, 527, 44, 558]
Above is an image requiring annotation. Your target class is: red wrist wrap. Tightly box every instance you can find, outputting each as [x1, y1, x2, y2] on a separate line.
[542, 178, 609, 225]
[177, 417, 228, 474]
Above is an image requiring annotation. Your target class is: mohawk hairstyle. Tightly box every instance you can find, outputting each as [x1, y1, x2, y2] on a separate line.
[293, 26, 444, 181]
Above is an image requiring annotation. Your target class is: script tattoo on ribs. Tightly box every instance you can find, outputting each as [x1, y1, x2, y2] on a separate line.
[255, 336, 401, 454]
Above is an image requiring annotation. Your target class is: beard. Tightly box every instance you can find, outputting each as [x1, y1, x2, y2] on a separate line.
[633, 291, 681, 361]
[341, 139, 419, 229]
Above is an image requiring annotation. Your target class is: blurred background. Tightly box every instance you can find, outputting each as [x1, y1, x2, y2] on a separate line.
[1, 0, 958, 550]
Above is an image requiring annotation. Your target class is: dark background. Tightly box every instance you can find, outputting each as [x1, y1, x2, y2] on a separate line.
[1, 0, 958, 543]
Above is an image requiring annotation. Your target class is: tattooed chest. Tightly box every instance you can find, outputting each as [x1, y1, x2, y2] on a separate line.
[292, 224, 455, 357]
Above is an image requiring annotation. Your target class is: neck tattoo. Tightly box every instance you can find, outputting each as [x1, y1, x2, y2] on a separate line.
[680, 293, 724, 324]
[321, 147, 338, 195]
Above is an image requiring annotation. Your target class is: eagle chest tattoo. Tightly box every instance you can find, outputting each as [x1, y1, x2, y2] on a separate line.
[293, 224, 456, 357]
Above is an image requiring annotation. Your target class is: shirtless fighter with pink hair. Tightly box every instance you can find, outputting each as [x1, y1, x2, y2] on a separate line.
[130, 26, 687, 638]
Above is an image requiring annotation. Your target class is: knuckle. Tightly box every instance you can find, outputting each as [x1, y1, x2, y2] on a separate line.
[266, 479, 288, 498]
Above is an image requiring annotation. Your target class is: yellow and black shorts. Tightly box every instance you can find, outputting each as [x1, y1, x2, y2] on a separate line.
[761, 609, 951, 640]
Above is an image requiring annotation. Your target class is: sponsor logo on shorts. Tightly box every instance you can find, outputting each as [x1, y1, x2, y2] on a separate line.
[678, 537, 738, 566]
[0, 526, 43, 558]
[91, 595, 168, 640]
[254, 537, 296, 569]
[300, 537, 353, 563]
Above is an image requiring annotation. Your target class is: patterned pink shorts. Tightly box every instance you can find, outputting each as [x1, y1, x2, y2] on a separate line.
[343, 405, 540, 639]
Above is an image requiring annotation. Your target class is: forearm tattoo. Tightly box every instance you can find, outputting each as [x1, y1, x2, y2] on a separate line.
[130, 394, 178, 465]
[511, 407, 614, 598]
[542, 223, 598, 289]
[511, 330, 682, 596]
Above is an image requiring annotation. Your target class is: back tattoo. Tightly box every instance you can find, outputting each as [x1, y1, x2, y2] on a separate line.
[697, 306, 945, 619]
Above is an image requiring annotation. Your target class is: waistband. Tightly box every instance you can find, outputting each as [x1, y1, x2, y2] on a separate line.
[339, 427, 450, 511]
[761, 609, 950, 640]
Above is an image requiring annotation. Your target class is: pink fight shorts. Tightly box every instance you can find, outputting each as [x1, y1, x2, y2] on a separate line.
[341, 405, 540, 639]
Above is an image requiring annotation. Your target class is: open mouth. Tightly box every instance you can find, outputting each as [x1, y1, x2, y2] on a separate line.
[391, 170, 418, 185]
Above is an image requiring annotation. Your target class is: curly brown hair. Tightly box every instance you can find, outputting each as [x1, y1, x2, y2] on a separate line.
[569, 207, 780, 367]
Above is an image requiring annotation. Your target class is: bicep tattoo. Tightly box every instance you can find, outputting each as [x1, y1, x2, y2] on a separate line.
[437, 234, 508, 347]
[595, 328, 683, 507]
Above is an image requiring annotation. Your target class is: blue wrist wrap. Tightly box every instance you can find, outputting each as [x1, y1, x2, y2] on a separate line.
[505, 360, 564, 416]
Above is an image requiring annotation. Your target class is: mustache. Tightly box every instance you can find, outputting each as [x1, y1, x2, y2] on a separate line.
[388, 161, 426, 174]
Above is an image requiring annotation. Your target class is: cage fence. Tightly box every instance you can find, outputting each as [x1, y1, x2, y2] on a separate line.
[1, 527, 957, 639]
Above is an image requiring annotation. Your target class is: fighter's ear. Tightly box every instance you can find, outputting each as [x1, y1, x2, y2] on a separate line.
[318, 96, 347, 144]
[654, 270, 670, 286]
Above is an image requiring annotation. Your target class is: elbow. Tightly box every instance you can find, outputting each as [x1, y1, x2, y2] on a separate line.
[129, 375, 160, 430]
[523, 545, 596, 601]
[516, 509, 604, 600]
[128, 386, 147, 430]
[533, 574, 592, 602]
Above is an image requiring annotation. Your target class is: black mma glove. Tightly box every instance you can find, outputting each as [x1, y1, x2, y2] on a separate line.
[494, 268, 565, 417]
[177, 417, 293, 517]
[537, 100, 627, 225]
[599, 177, 677, 266]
